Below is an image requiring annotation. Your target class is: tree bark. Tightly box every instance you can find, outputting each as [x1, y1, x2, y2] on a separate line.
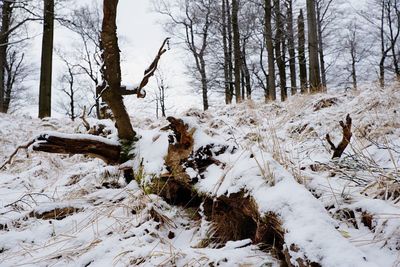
[232, 0, 242, 103]
[222, 0, 232, 104]
[0, 1, 12, 113]
[226, 0, 234, 104]
[286, 0, 297, 96]
[265, 0, 276, 101]
[316, 1, 327, 91]
[33, 133, 121, 164]
[306, 0, 322, 93]
[38, 0, 54, 118]
[274, 0, 287, 102]
[298, 9, 308, 94]
[100, 0, 136, 141]
[242, 41, 252, 99]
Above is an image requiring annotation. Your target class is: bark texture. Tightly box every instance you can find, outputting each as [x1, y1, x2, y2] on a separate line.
[0, 1, 12, 113]
[306, 0, 321, 93]
[232, 0, 242, 103]
[33, 133, 121, 164]
[38, 0, 54, 118]
[265, 0, 276, 101]
[100, 0, 136, 141]
[298, 9, 308, 94]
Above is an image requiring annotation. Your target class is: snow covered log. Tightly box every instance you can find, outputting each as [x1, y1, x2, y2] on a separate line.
[32, 132, 121, 164]
[139, 116, 378, 267]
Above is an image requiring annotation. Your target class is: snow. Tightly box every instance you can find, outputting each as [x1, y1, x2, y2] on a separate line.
[1, 84, 400, 266]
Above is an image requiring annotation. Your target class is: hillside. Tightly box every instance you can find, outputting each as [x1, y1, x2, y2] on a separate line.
[1, 84, 399, 266]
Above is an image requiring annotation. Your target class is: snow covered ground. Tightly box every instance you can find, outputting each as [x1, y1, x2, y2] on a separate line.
[1, 83, 399, 266]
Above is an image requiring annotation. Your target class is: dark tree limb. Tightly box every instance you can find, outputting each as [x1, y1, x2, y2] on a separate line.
[119, 37, 170, 98]
[32, 133, 121, 164]
[326, 114, 353, 159]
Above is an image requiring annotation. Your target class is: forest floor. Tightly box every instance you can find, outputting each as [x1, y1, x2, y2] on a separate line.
[1, 84, 400, 266]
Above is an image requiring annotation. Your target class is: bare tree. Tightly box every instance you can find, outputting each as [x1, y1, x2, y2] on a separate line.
[65, 3, 103, 118]
[38, 0, 55, 118]
[274, 0, 287, 101]
[154, 0, 213, 110]
[306, 0, 322, 92]
[56, 51, 83, 121]
[154, 69, 169, 118]
[298, 9, 308, 94]
[232, 0, 242, 103]
[264, 0, 276, 101]
[286, 0, 297, 96]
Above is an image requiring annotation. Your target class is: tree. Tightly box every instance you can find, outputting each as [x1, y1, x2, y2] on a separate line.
[156, 71, 168, 118]
[154, 0, 213, 111]
[306, 0, 322, 92]
[66, 3, 103, 118]
[274, 0, 287, 101]
[221, 0, 233, 104]
[264, 0, 276, 101]
[286, 0, 297, 95]
[298, 9, 308, 94]
[0, 0, 12, 113]
[38, 0, 55, 118]
[231, 0, 242, 103]
[56, 51, 81, 121]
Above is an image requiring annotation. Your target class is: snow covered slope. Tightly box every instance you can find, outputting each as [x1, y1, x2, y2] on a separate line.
[1, 83, 399, 266]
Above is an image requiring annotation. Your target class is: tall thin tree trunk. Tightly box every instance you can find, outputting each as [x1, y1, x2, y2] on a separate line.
[101, 0, 136, 141]
[306, 0, 321, 93]
[379, 2, 386, 88]
[242, 41, 252, 99]
[274, 0, 287, 101]
[38, 0, 54, 118]
[232, 0, 242, 103]
[286, 0, 297, 95]
[316, 2, 327, 91]
[0, 1, 12, 113]
[226, 0, 234, 103]
[298, 9, 308, 94]
[200, 57, 209, 111]
[265, 0, 276, 101]
[222, 0, 232, 104]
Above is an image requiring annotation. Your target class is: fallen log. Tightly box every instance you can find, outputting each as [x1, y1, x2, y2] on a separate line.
[144, 116, 376, 267]
[33, 132, 121, 164]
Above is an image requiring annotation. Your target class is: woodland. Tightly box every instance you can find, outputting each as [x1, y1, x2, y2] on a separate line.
[0, 0, 400, 266]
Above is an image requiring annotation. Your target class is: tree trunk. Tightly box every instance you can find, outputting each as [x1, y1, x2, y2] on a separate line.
[222, 0, 232, 104]
[226, 0, 234, 103]
[38, 0, 54, 118]
[298, 9, 308, 94]
[0, 1, 12, 113]
[286, 0, 297, 96]
[232, 0, 242, 103]
[316, 2, 327, 91]
[265, 0, 276, 101]
[242, 42, 252, 100]
[350, 43, 357, 90]
[306, 0, 321, 93]
[200, 57, 209, 111]
[100, 0, 136, 141]
[33, 133, 121, 164]
[274, 0, 287, 102]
